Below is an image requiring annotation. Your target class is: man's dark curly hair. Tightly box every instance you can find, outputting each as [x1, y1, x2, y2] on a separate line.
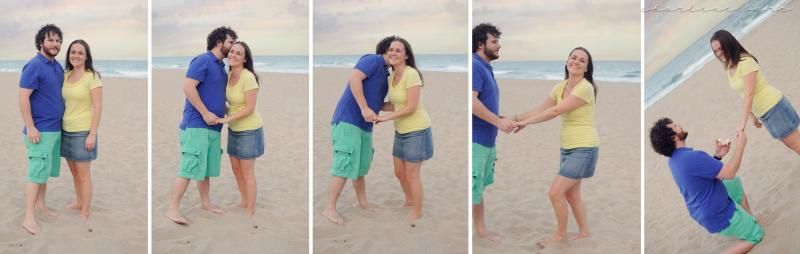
[206, 26, 237, 50]
[472, 23, 501, 53]
[35, 24, 63, 51]
[375, 35, 398, 55]
[650, 118, 678, 157]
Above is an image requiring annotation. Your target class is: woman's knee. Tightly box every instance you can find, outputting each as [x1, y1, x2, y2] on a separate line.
[565, 190, 581, 203]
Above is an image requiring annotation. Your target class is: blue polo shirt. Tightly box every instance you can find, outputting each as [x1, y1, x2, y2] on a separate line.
[472, 53, 499, 147]
[19, 53, 65, 133]
[668, 147, 735, 233]
[179, 51, 227, 132]
[331, 54, 389, 132]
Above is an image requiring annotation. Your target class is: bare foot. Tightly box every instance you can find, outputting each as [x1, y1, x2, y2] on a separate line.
[355, 202, 378, 213]
[21, 220, 40, 235]
[80, 211, 90, 221]
[406, 211, 423, 223]
[201, 204, 224, 215]
[476, 230, 500, 241]
[165, 210, 190, 225]
[36, 205, 57, 217]
[571, 231, 591, 240]
[537, 233, 565, 247]
[754, 210, 772, 227]
[246, 208, 255, 218]
[65, 202, 81, 211]
[322, 209, 344, 225]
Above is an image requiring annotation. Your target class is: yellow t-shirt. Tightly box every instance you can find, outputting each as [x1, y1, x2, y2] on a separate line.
[549, 79, 599, 149]
[62, 70, 102, 132]
[388, 66, 430, 134]
[727, 56, 782, 117]
[226, 69, 263, 131]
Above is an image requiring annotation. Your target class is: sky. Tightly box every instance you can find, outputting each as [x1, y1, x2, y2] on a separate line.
[473, 0, 641, 61]
[645, 0, 748, 78]
[0, 0, 147, 60]
[153, 0, 308, 57]
[314, 0, 467, 55]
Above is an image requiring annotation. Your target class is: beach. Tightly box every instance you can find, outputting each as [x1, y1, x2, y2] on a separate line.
[644, 8, 800, 253]
[472, 79, 641, 253]
[0, 73, 147, 253]
[151, 69, 309, 253]
[312, 68, 468, 253]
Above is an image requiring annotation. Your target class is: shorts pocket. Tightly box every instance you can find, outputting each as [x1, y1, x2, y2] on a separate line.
[486, 158, 496, 185]
[331, 144, 354, 176]
[180, 147, 201, 175]
[27, 151, 49, 179]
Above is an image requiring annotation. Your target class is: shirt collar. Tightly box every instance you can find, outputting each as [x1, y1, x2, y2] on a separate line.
[473, 53, 492, 70]
[35, 52, 57, 64]
[206, 51, 224, 65]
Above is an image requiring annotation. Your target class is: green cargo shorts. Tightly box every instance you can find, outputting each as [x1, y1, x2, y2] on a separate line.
[24, 132, 62, 184]
[330, 122, 373, 179]
[719, 176, 764, 244]
[177, 128, 222, 181]
[472, 143, 496, 205]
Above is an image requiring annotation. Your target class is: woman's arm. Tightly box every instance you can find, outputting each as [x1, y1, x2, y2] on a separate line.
[220, 89, 258, 123]
[516, 98, 556, 122]
[738, 71, 757, 131]
[518, 95, 586, 126]
[86, 86, 103, 150]
[378, 86, 420, 122]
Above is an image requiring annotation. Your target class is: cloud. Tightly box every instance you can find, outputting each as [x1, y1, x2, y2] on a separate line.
[0, 0, 147, 60]
[152, 0, 308, 56]
[474, 0, 641, 61]
[313, 0, 467, 55]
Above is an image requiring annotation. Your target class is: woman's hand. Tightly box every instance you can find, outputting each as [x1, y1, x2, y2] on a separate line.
[752, 118, 763, 128]
[218, 117, 232, 124]
[375, 115, 389, 124]
[85, 134, 96, 151]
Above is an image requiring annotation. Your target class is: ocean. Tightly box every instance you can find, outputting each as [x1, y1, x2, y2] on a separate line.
[0, 59, 147, 79]
[644, 0, 790, 107]
[153, 55, 309, 74]
[490, 60, 641, 84]
[314, 54, 467, 73]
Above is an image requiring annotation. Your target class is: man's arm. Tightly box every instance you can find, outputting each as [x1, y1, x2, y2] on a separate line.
[182, 78, 218, 125]
[19, 88, 39, 143]
[717, 131, 747, 179]
[473, 91, 514, 133]
[348, 69, 375, 122]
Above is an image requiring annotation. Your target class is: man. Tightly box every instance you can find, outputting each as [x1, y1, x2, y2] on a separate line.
[650, 118, 763, 253]
[166, 26, 237, 225]
[19, 24, 65, 235]
[322, 36, 394, 225]
[472, 23, 515, 241]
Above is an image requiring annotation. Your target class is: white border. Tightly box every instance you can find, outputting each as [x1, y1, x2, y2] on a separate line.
[308, 0, 315, 252]
[467, 0, 474, 253]
[147, 0, 153, 252]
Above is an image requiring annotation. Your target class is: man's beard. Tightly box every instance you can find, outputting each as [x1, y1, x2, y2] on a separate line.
[677, 131, 688, 141]
[44, 47, 59, 58]
[484, 48, 499, 60]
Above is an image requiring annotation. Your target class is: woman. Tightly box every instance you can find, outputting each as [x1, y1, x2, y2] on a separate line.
[513, 47, 599, 245]
[710, 29, 800, 154]
[377, 37, 433, 223]
[62, 39, 103, 221]
[218, 41, 264, 218]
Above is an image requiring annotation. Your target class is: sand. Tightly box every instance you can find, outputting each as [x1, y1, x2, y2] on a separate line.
[0, 73, 147, 253]
[312, 68, 468, 254]
[151, 69, 309, 253]
[472, 79, 642, 253]
[644, 6, 800, 253]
